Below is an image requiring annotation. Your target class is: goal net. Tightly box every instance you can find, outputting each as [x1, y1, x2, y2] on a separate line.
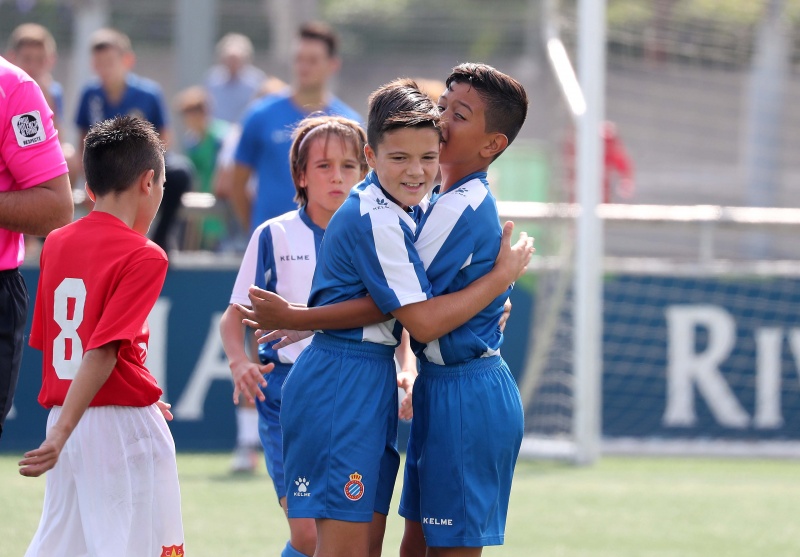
[505, 0, 800, 460]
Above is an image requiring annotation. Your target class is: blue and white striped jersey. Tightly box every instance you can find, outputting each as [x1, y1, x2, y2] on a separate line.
[230, 207, 323, 364]
[412, 171, 509, 365]
[308, 171, 432, 346]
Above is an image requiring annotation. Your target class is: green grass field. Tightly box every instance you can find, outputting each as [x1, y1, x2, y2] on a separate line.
[1, 453, 798, 556]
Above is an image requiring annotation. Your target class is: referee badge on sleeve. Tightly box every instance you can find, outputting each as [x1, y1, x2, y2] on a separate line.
[12, 110, 47, 148]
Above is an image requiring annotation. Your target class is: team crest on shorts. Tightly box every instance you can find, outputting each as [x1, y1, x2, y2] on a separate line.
[160, 544, 184, 557]
[344, 471, 365, 501]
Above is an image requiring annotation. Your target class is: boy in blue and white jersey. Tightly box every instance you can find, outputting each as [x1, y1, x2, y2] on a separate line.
[248, 65, 531, 557]
[236, 78, 532, 557]
[276, 81, 440, 557]
[220, 115, 370, 557]
[397, 63, 530, 556]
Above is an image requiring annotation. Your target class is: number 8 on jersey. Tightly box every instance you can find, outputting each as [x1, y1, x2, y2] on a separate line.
[52, 278, 86, 380]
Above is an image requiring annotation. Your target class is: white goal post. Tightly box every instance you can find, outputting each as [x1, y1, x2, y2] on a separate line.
[535, 0, 607, 464]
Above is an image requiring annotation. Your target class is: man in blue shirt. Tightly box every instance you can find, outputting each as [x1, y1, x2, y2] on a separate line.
[231, 22, 360, 233]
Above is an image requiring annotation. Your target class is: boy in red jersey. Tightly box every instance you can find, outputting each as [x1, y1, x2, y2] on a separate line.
[19, 116, 184, 557]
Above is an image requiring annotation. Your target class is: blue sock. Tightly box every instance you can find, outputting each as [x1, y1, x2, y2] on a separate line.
[281, 541, 309, 557]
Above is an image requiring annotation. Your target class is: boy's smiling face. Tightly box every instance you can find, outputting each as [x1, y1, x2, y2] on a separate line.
[365, 126, 440, 210]
[437, 81, 491, 167]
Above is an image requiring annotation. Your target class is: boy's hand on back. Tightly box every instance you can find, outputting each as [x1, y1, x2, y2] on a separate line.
[498, 298, 513, 332]
[495, 221, 534, 285]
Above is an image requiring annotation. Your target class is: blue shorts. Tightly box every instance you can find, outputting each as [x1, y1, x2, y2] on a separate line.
[280, 333, 400, 522]
[398, 356, 524, 547]
[255, 362, 292, 501]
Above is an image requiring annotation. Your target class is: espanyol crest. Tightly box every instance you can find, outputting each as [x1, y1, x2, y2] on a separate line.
[344, 471, 365, 501]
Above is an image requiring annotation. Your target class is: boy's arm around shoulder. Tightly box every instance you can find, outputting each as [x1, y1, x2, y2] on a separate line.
[19, 341, 120, 477]
[237, 288, 387, 332]
[240, 223, 533, 338]
[392, 221, 533, 344]
[236, 206, 388, 330]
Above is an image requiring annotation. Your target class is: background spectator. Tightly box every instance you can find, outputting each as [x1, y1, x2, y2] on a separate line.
[231, 21, 360, 233]
[175, 86, 229, 250]
[75, 28, 170, 160]
[151, 151, 194, 254]
[205, 33, 266, 125]
[564, 120, 635, 203]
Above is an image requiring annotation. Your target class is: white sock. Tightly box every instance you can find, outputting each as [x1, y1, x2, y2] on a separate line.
[236, 407, 260, 447]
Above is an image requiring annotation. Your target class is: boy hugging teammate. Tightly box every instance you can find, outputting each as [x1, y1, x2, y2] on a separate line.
[243, 64, 531, 557]
[239, 69, 531, 557]
[398, 63, 529, 557]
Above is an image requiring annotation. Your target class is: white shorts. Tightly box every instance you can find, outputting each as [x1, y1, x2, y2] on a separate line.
[25, 404, 185, 557]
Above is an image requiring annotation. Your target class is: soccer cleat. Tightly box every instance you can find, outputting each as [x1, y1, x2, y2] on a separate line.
[229, 444, 257, 474]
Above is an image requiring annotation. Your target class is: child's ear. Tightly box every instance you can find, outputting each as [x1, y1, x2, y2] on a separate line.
[84, 183, 96, 203]
[140, 169, 155, 194]
[364, 144, 377, 169]
[481, 132, 509, 160]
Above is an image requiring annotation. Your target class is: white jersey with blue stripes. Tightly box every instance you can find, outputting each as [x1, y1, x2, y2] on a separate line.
[308, 171, 432, 346]
[412, 171, 509, 365]
[230, 207, 323, 364]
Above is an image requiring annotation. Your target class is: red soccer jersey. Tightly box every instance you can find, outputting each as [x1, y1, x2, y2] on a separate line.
[30, 211, 168, 408]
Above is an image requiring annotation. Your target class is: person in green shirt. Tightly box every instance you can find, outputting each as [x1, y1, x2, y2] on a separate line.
[176, 86, 229, 250]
